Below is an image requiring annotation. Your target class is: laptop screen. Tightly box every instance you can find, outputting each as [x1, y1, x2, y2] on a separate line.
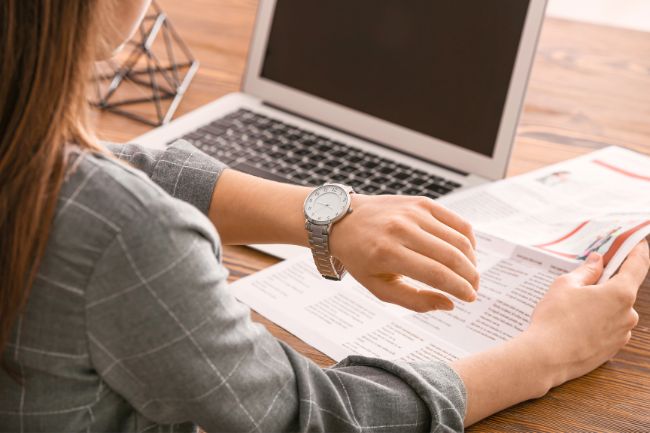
[261, 1, 531, 158]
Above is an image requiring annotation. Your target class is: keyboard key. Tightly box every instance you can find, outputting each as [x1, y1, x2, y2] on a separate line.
[284, 156, 302, 165]
[348, 155, 364, 163]
[348, 179, 364, 188]
[292, 172, 311, 181]
[310, 154, 327, 162]
[354, 172, 373, 182]
[286, 130, 301, 140]
[300, 137, 319, 146]
[298, 162, 317, 171]
[387, 181, 406, 190]
[425, 184, 452, 196]
[410, 177, 429, 186]
[261, 160, 280, 170]
[276, 165, 295, 175]
[265, 137, 283, 146]
[248, 155, 265, 164]
[364, 160, 381, 169]
[293, 148, 312, 156]
[393, 171, 412, 181]
[402, 187, 423, 196]
[361, 184, 381, 194]
[367, 175, 389, 184]
[316, 142, 334, 152]
[338, 165, 357, 174]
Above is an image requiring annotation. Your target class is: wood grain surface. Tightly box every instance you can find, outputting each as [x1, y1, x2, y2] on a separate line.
[95, 2, 650, 431]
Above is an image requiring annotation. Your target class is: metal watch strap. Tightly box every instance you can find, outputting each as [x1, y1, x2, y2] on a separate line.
[306, 221, 347, 280]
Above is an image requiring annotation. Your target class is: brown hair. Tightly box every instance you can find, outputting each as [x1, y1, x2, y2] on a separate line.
[0, 1, 107, 365]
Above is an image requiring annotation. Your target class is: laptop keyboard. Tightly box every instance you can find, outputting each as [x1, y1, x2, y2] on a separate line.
[173, 108, 462, 199]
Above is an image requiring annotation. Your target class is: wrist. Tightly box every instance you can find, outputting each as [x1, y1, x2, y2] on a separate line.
[209, 169, 312, 246]
[286, 184, 313, 248]
[451, 329, 559, 426]
[513, 329, 567, 396]
[328, 193, 366, 259]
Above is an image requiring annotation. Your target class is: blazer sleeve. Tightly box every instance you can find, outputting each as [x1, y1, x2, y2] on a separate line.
[84, 193, 466, 432]
[105, 140, 226, 215]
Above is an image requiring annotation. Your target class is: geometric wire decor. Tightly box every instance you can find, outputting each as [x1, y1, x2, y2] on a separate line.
[94, 1, 199, 127]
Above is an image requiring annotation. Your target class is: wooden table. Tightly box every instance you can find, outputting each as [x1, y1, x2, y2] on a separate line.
[96, 2, 650, 431]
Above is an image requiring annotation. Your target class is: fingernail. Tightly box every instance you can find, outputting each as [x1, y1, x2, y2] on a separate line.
[437, 303, 454, 311]
[587, 252, 601, 264]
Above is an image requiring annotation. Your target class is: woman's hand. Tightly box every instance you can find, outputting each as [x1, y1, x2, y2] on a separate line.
[525, 241, 649, 387]
[329, 194, 479, 312]
[210, 171, 478, 312]
[452, 241, 649, 427]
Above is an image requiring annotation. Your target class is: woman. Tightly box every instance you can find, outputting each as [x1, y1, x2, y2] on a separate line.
[1, 1, 647, 432]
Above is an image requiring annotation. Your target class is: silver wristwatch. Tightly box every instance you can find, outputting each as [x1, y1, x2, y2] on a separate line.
[304, 183, 355, 280]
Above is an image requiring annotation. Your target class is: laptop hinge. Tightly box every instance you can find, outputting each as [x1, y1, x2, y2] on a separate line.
[262, 102, 469, 177]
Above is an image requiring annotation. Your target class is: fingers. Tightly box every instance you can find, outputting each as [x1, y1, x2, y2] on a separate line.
[611, 241, 650, 288]
[417, 218, 477, 265]
[403, 226, 479, 290]
[564, 252, 604, 287]
[422, 199, 477, 249]
[394, 246, 477, 302]
[361, 274, 454, 312]
[628, 309, 640, 329]
[606, 240, 650, 303]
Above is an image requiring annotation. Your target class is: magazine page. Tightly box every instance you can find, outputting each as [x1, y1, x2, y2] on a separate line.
[233, 232, 576, 363]
[440, 146, 650, 282]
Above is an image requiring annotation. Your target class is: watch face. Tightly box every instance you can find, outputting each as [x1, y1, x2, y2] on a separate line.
[305, 184, 350, 223]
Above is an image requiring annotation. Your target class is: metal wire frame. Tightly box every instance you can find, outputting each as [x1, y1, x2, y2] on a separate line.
[94, 1, 199, 127]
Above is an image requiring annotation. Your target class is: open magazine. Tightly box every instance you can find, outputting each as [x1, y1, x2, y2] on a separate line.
[232, 146, 650, 363]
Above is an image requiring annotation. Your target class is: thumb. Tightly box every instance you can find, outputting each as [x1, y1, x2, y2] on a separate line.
[567, 252, 604, 286]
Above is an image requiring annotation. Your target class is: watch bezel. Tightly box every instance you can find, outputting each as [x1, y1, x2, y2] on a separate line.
[303, 183, 353, 225]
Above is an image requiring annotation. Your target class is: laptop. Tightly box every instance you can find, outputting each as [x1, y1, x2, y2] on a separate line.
[136, 0, 548, 259]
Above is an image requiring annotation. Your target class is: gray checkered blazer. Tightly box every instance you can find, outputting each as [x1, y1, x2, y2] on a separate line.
[0, 141, 466, 432]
